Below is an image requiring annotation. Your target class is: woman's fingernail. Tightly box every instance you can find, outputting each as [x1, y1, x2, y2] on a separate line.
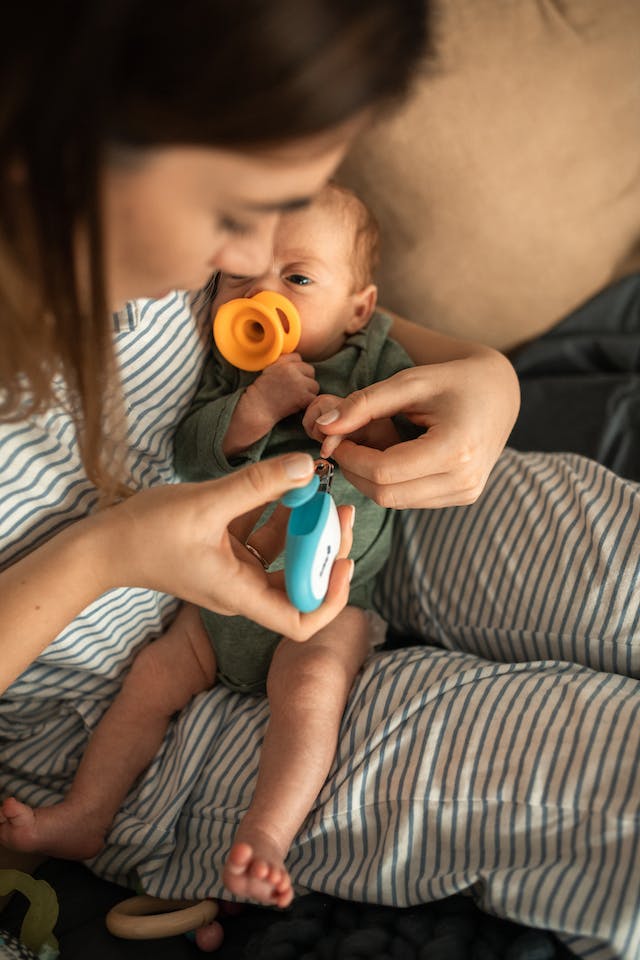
[349, 506, 356, 530]
[283, 453, 314, 480]
[316, 409, 340, 426]
[348, 560, 355, 582]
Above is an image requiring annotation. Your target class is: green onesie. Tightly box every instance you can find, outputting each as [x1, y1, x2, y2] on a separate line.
[174, 310, 414, 694]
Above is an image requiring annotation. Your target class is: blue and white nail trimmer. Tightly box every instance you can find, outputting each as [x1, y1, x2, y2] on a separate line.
[281, 459, 341, 613]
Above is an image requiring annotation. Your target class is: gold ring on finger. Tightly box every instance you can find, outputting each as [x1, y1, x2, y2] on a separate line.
[244, 541, 270, 570]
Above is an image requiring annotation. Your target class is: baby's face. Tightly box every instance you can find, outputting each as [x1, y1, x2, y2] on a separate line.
[214, 202, 364, 362]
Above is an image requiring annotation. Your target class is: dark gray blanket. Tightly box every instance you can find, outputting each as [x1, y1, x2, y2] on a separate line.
[510, 273, 640, 481]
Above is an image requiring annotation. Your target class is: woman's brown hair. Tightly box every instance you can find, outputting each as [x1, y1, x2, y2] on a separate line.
[0, 0, 429, 493]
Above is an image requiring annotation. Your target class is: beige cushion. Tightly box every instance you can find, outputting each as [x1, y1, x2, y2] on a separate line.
[339, 0, 640, 350]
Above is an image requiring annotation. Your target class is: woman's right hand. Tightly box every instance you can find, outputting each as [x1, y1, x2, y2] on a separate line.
[102, 453, 354, 642]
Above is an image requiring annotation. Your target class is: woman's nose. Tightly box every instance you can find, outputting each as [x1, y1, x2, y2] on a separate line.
[213, 215, 280, 278]
[214, 246, 270, 280]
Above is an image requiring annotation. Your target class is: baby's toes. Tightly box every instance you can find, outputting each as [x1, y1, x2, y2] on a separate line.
[248, 858, 270, 881]
[266, 864, 284, 888]
[274, 871, 290, 893]
[274, 882, 293, 908]
[226, 842, 253, 874]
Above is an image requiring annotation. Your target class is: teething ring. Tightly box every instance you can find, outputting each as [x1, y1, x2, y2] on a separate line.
[105, 894, 218, 939]
[213, 291, 301, 371]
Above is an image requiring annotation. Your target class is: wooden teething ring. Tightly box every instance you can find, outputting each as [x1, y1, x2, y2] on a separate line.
[105, 894, 219, 939]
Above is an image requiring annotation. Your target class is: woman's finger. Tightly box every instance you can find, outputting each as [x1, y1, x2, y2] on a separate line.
[228, 504, 268, 546]
[243, 503, 290, 566]
[221, 555, 353, 642]
[213, 453, 315, 525]
[314, 369, 427, 435]
[242, 501, 353, 574]
[338, 459, 486, 509]
[335, 504, 355, 559]
[332, 427, 465, 487]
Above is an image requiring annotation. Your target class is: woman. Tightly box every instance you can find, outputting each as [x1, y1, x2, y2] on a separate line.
[1, 2, 637, 957]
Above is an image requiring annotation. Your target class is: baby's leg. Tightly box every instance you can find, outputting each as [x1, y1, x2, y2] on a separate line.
[0, 604, 215, 859]
[223, 606, 370, 907]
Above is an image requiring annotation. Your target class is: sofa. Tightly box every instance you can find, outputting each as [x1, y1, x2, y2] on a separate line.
[339, 0, 640, 351]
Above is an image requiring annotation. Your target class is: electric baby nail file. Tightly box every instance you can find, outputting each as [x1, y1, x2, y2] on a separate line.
[281, 459, 341, 613]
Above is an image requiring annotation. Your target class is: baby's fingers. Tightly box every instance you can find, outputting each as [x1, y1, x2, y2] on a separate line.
[303, 394, 343, 441]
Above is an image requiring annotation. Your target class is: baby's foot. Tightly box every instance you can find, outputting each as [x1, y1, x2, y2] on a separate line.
[0, 796, 106, 860]
[223, 827, 293, 908]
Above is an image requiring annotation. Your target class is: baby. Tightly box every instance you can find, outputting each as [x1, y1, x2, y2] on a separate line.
[0, 183, 414, 909]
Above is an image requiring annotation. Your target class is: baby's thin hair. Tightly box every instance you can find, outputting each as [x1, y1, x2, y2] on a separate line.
[320, 182, 380, 290]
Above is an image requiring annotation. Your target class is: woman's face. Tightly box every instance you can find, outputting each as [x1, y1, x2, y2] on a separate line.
[102, 131, 354, 307]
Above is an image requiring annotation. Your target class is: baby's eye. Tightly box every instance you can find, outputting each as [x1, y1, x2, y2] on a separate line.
[286, 274, 312, 286]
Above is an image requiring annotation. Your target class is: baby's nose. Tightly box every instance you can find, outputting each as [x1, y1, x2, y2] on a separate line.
[245, 281, 264, 298]
[245, 277, 280, 299]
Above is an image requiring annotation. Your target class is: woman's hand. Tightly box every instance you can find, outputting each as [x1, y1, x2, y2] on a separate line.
[307, 345, 520, 509]
[304, 393, 401, 458]
[105, 453, 354, 642]
[0, 453, 353, 693]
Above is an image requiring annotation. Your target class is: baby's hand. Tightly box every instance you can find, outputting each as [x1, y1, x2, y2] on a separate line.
[248, 354, 319, 428]
[303, 394, 346, 458]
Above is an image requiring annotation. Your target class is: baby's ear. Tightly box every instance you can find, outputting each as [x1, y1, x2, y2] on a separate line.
[346, 283, 378, 334]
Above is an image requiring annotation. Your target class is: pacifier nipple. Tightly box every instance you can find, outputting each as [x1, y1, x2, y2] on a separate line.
[213, 291, 301, 371]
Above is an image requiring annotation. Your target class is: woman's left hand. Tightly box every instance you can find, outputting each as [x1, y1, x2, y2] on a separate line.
[306, 347, 520, 509]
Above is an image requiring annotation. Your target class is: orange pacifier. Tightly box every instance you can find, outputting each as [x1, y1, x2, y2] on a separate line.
[213, 291, 301, 371]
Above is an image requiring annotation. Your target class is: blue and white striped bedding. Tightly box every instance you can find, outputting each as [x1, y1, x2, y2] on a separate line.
[0, 292, 638, 959]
